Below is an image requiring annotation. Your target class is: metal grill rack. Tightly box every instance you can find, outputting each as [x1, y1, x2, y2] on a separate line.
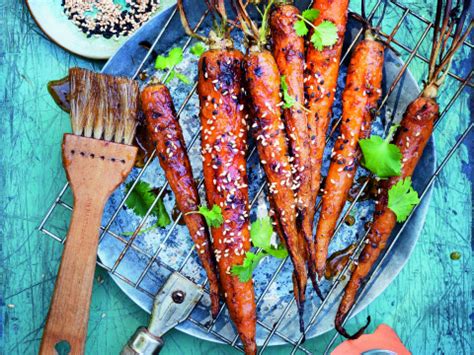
[38, 0, 472, 354]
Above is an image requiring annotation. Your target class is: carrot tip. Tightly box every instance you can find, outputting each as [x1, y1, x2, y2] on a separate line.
[335, 315, 371, 339]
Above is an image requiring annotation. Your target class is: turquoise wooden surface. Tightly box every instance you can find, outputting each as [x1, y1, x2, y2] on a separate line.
[1, 1, 471, 354]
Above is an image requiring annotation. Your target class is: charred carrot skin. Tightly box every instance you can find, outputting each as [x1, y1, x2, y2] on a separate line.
[141, 84, 221, 318]
[243, 48, 308, 327]
[270, 3, 317, 276]
[335, 97, 438, 338]
[197, 48, 256, 355]
[314, 37, 385, 279]
[305, 0, 349, 234]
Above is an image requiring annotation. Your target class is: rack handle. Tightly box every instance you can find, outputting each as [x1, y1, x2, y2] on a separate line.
[121, 327, 164, 355]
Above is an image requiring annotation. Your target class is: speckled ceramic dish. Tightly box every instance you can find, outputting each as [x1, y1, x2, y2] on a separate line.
[26, 0, 174, 59]
[97, 1, 435, 347]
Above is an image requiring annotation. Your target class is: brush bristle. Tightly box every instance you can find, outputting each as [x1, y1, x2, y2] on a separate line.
[68, 68, 139, 144]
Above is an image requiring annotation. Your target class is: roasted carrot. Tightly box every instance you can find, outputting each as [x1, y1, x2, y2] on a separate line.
[335, 96, 437, 338]
[245, 49, 309, 325]
[178, 1, 256, 353]
[305, 0, 349, 245]
[234, 0, 309, 331]
[270, 1, 318, 286]
[314, 31, 385, 279]
[335, 0, 472, 338]
[141, 83, 221, 318]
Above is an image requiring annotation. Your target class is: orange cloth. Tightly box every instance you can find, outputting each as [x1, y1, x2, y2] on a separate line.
[331, 324, 410, 355]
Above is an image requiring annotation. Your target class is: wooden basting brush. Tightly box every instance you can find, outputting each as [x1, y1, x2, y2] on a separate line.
[40, 68, 139, 355]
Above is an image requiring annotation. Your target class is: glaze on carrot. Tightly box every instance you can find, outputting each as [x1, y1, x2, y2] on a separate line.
[315, 33, 385, 278]
[305, 0, 349, 245]
[335, 97, 438, 338]
[270, 1, 317, 284]
[141, 83, 221, 318]
[335, 0, 471, 338]
[198, 47, 256, 354]
[178, 0, 257, 352]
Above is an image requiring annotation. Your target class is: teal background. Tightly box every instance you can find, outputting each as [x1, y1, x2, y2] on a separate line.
[1, 0, 471, 354]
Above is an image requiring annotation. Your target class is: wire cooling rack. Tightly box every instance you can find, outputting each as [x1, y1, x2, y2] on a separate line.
[38, 0, 472, 353]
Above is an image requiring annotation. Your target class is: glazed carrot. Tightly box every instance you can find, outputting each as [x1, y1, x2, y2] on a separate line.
[314, 32, 385, 278]
[335, 0, 472, 338]
[270, 1, 317, 282]
[141, 83, 221, 318]
[178, 0, 256, 352]
[234, 0, 309, 330]
[305, 0, 349, 243]
[335, 97, 437, 338]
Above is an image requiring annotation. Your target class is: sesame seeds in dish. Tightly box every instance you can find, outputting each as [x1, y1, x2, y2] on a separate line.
[62, 0, 160, 38]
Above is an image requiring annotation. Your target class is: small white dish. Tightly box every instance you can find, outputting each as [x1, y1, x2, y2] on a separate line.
[26, 0, 174, 59]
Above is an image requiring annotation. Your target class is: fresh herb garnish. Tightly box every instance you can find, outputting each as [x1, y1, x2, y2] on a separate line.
[231, 217, 288, 282]
[294, 9, 320, 36]
[359, 125, 403, 178]
[124, 181, 171, 229]
[154, 47, 191, 84]
[280, 75, 296, 109]
[294, 9, 338, 50]
[387, 178, 420, 222]
[187, 205, 224, 228]
[190, 42, 206, 57]
[310, 21, 339, 51]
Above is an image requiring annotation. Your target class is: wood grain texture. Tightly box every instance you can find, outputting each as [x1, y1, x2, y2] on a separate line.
[40, 135, 137, 354]
[0, 1, 471, 354]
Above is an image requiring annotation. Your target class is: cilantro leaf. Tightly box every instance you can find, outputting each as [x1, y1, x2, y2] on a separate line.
[174, 71, 191, 84]
[231, 252, 266, 282]
[155, 47, 190, 85]
[280, 75, 296, 109]
[310, 21, 338, 50]
[250, 217, 273, 250]
[302, 8, 320, 22]
[124, 181, 171, 227]
[190, 42, 206, 57]
[310, 31, 323, 51]
[196, 205, 224, 228]
[251, 217, 288, 258]
[294, 20, 309, 37]
[156, 198, 172, 227]
[315, 21, 339, 47]
[359, 125, 402, 178]
[388, 178, 420, 222]
[230, 216, 288, 282]
[155, 47, 184, 70]
[167, 47, 184, 67]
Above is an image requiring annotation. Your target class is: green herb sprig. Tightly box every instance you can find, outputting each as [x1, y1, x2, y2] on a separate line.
[124, 181, 171, 234]
[186, 205, 224, 228]
[155, 47, 191, 84]
[294, 9, 338, 50]
[387, 178, 420, 222]
[359, 125, 403, 178]
[231, 217, 288, 282]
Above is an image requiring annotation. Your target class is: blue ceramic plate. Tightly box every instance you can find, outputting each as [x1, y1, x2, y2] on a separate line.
[98, 1, 435, 346]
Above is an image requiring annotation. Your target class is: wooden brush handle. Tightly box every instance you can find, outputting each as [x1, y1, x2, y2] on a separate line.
[40, 194, 108, 355]
[40, 134, 137, 355]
